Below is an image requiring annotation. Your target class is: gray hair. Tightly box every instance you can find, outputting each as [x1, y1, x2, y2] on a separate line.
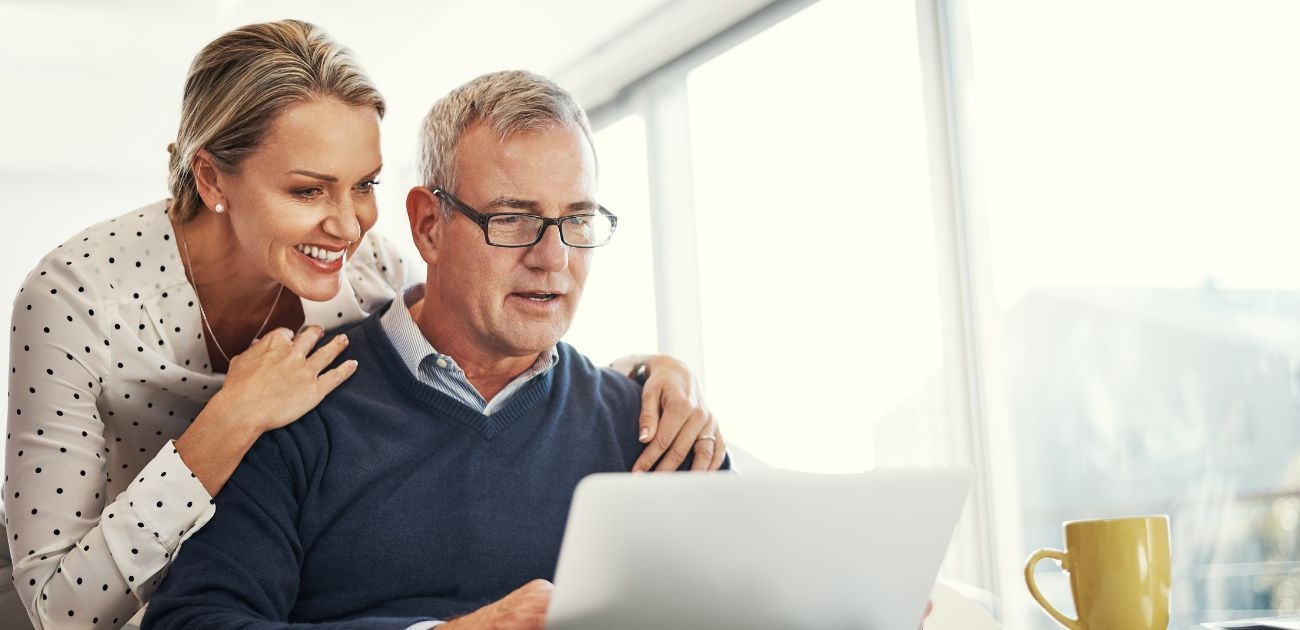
[418, 70, 594, 217]
[167, 19, 386, 222]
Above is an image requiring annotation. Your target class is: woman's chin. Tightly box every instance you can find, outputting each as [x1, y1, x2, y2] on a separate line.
[286, 276, 344, 303]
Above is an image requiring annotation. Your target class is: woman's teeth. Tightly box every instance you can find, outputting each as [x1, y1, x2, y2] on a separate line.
[296, 244, 344, 262]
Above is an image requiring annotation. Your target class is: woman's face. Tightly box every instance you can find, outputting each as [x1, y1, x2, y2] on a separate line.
[215, 97, 383, 302]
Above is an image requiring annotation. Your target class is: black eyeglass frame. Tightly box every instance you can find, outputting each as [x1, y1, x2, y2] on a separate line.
[431, 187, 618, 248]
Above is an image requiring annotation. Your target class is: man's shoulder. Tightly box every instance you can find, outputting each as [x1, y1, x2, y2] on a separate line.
[324, 298, 392, 339]
[260, 311, 396, 452]
[554, 343, 638, 389]
[310, 299, 397, 375]
[551, 343, 642, 423]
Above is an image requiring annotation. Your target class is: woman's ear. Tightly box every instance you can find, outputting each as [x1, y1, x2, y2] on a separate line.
[406, 186, 445, 265]
[192, 149, 226, 212]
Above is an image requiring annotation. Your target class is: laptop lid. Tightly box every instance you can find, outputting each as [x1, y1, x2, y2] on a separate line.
[546, 467, 972, 630]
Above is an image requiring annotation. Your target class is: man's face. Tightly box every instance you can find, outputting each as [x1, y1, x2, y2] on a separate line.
[429, 121, 597, 360]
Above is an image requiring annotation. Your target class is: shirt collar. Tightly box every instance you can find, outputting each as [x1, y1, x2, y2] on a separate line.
[378, 285, 559, 382]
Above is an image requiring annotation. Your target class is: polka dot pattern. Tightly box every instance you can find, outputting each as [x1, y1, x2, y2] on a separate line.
[4, 201, 411, 627]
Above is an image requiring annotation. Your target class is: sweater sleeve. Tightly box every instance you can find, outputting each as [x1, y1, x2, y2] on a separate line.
[141, 423, 436, 630]
[5, 256, 214, 629]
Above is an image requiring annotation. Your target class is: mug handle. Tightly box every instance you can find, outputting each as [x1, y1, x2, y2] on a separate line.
[1024, 548, 1082, 630]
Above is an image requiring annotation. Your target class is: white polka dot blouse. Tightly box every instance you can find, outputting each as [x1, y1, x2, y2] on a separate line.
[4, 201, 410, 628]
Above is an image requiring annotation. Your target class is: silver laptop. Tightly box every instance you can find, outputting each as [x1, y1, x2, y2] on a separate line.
[546, 468, 972, 630]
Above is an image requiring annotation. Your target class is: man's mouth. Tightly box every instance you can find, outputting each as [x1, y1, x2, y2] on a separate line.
[295, 244, 345, 263]
[516, 292, 560, 302]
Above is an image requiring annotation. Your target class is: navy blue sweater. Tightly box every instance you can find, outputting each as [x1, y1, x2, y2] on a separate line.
[143, 309, 689, 629]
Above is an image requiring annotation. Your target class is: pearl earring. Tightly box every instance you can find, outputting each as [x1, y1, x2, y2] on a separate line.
[214, 203, 225, 214]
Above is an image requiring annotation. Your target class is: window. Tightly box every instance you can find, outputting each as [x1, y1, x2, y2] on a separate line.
[565, 114, 659, 365]
[685, 0, 947, 474]
[968, 1, 1300, 626]
[582, 0, 1300, 622]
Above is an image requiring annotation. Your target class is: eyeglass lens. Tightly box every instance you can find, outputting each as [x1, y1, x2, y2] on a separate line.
[486, 214, 615, 246]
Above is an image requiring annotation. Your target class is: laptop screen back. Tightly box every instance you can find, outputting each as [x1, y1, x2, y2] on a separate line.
[547, 468, 972, 630]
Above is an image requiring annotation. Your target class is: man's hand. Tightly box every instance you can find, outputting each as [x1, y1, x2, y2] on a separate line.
[441, 580, 553, 630]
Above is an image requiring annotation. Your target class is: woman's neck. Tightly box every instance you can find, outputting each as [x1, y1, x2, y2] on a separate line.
[174, 210, 304, 369]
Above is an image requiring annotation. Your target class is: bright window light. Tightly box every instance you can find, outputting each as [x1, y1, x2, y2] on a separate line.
[565, 114, 658, 365]
[970, 1, 1300, 626]
[686, 0, 946, 473]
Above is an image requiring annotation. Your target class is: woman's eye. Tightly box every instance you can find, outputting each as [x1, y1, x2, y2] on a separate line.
[356, 179, 381, 194]
[293, 188, 323, 200]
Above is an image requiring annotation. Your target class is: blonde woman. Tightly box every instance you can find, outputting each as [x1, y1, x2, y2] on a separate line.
[4, 20, 724, 629]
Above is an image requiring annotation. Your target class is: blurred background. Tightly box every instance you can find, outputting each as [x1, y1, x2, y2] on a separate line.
[6, 0, 1300, 627]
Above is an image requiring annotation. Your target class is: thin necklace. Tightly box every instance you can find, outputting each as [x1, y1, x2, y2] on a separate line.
[179, 220, 284, 364]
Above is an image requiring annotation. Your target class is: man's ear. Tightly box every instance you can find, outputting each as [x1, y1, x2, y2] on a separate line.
[407, 186, 445, 265]
[192, 149, 226, 212]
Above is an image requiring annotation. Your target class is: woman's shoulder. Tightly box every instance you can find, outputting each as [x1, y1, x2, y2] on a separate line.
[49, 200, 172, 257]
[351, 229, 416, 287]
[20, 200, 178, 303]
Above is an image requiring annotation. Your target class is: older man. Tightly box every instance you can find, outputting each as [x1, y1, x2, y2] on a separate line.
[142, 70, 727, 630]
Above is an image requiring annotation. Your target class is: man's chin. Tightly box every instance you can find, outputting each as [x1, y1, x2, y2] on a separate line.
[499, 325, 568, 355]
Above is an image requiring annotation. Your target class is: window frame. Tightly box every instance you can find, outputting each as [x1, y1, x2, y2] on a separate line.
[585, 0, 1004, 612]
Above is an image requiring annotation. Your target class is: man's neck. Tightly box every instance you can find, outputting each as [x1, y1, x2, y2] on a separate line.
[408, 297, 541, 402]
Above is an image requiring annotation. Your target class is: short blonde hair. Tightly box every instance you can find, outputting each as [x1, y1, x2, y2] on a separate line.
[167, 19, 386, 222]
[418, 70, 594, 216]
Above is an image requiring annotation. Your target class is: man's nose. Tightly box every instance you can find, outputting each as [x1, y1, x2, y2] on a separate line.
[523, 222, 569, 272]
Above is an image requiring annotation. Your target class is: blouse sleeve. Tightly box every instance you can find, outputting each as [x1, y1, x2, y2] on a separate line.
[5, 255, 214, 628]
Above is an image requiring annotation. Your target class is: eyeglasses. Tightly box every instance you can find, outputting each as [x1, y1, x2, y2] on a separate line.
[432, 188, 618, 248]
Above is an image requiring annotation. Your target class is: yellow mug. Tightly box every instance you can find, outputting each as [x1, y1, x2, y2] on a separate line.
[1024, 515, 1171, 630]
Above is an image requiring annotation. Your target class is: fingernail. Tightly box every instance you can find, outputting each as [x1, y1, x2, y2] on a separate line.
[338, 334, 349, 344]
[638, 427, 650, 442]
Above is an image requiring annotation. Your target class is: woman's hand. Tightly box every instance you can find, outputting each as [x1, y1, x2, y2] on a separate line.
[214, 325, 357, 433]
[176, 325, 357, 495]
[629, 354, 727, 473]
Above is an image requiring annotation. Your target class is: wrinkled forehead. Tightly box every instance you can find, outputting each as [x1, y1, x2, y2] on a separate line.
[455, 121, 597, 198]
[457, 118, 597, 177]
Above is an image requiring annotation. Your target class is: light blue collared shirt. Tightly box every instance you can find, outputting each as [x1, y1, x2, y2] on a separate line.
[379, 287, 558, 416]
